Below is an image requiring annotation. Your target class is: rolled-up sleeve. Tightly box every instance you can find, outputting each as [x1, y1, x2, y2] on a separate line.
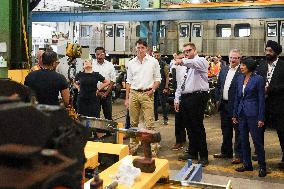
[126, 66, 132, 84]
[182, 57, 208, 73]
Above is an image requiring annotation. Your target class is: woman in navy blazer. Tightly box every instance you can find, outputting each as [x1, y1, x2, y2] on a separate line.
[232, 57, 266, 177]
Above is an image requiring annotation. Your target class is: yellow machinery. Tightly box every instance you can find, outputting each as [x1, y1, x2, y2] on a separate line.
[8, 69, 29, 84]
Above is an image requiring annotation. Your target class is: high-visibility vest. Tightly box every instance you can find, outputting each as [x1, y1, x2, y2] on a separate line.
[209, 62, 221, 77]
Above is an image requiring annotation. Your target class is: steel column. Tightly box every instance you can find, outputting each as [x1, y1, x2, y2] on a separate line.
[0, 0, 11, 77]
[10, 0, 30, 69]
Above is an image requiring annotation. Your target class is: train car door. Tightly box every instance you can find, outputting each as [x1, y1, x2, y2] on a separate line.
[191, 23, 202, 52]
[105, 24, 114, 52]
[280, 21, 284, 51]
[266, 22, 278, 44]
[115, 24, 125, 52]
[178, 23, 190, 51]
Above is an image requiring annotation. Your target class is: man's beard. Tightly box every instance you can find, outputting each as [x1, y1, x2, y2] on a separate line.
[97, 59, 104, 63]
[266, 54, 277, 61]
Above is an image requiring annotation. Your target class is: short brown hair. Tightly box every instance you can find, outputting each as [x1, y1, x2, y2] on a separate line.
[183, 42, 196, 50]
[95, 47, 105, 53]
[135, 39, 147, 47]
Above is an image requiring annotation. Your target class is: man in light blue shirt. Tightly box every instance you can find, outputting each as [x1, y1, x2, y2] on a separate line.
[175, 42, 209, 166]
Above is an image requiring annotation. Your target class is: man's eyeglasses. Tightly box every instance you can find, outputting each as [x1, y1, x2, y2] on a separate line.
[229, 57, 240, 60]
[183, 49, 193, 53]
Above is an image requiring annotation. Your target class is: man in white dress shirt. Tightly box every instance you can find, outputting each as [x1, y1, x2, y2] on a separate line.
[92, 47, 116, 120]
[214, 49, 243, 164]
[125, 39, 161, 154]
[171, 52, 188, 151]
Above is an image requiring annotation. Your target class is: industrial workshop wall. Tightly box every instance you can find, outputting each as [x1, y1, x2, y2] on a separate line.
[0, 0, 10, 78]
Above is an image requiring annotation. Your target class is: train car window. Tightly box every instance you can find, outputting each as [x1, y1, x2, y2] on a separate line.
[267, 23, 277, 37]
[80, 25, 92, 37]
[136, 25, 140, 37]
[216, 24, 231, 37]
[179, 24, 189, 37]
[234, 23, 250, 37]
[116, 25, 125, 37]
[192, 24, 202, 37]
[282, 23, 284, 36]
[105, 25, 113, 37]
[160, 25, 166, 38]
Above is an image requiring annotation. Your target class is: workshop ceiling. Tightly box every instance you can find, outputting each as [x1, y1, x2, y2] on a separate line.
[33, 0, 262, 11]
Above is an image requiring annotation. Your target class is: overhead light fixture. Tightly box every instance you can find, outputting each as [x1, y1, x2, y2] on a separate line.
[191, 0, 201, 3]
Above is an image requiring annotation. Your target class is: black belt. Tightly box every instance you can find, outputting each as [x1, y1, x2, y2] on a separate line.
[132, 88, 152, 92]
[181, 90, 208, 97]
[222, 99, 228, 103]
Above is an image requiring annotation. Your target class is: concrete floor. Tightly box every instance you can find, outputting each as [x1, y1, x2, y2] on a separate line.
[111, 99, 284, 189]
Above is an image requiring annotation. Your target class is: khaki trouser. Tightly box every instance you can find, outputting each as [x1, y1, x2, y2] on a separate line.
[129, 90, 157, 155]
[129, 90, 155, 130]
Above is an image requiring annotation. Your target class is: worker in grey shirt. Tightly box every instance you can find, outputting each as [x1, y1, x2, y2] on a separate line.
[174, 42, 209, 166]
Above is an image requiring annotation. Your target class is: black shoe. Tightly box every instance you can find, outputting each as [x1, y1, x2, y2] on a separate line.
[178, 154, 198, 161]
[213, 153, 233, 159]
[235, 166, 253, 172]
[259, 168, 267, 177]
[231, 158, 243, 164]
[198, 159, 209, 167]
[252, 154, 258, 161]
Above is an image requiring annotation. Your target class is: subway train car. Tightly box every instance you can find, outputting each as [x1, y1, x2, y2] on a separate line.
[78, 18, 284, 57]
[78, 22, 140, 55]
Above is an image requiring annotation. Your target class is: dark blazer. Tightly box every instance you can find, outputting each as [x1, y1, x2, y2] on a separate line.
[233, 74, 265, 121]
[215, 65, 241, 116]
[257, 59, 284, 98]
[256, 59, 284, 130]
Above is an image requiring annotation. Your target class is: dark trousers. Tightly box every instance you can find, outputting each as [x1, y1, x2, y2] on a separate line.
[154, 90, 168, 121]
[277, 129, 284, 159]
[175, 111, 187, 144]
[72, 88, 78, 111]
[180, 92, 209, 159]
[77, 98, 100, 117]
[125, 109, 131, 129]
[220, 101, 242, 158]
[239, 116, 266, 169]
[97, 94, 112, 120]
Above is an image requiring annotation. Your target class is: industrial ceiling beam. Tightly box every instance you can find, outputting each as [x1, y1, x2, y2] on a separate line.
[68, 0, 104, 9]
[29, 0, 42, 11]
[32, 5, 284, 22]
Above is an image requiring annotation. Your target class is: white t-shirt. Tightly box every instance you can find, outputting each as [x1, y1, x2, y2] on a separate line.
[92, 59, 116, 88]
